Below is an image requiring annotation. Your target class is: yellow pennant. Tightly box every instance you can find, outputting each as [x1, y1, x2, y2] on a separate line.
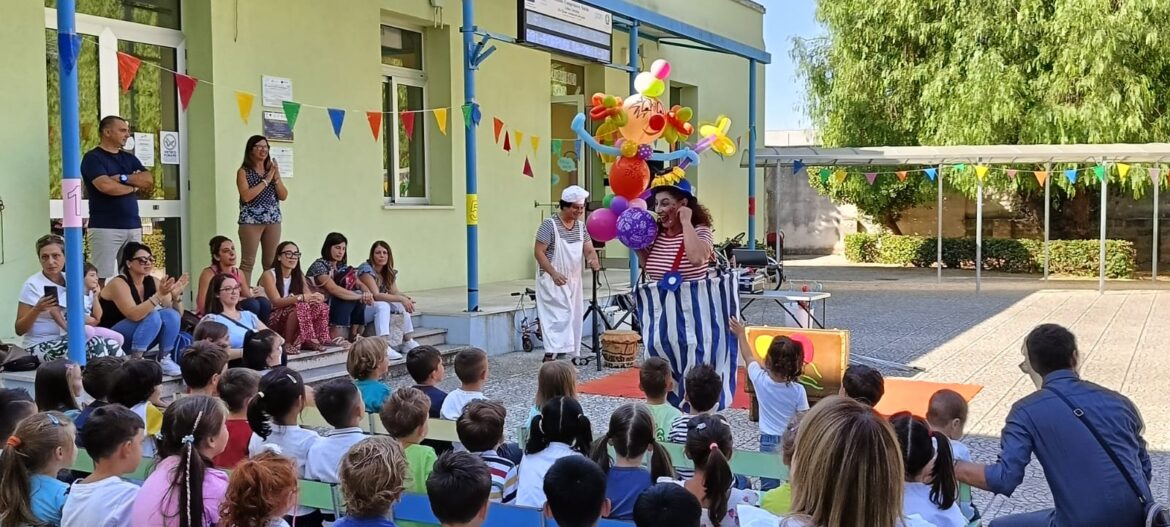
[531, 135, 541, 154]
[975, 165, 989, 182]
[433, 108, 449, 136]
[833, 168, 848, 183]
[514, 130, 524, 146]
[234, 91, 254, 124]
[1117, 163, 1132, 179]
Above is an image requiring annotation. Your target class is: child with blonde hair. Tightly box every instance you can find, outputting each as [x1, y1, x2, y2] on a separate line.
[525, 360, 577, 431]
[218, 452, 300, 527]
[0, 411, 77, 527]
[348, 337, 391, 414]
[334, 436, 408, 527]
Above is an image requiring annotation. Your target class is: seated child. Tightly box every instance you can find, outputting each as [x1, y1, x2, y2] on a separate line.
[247, 367, 321, 525]
[667, 364, 723, 443]
[348, 337, 391, 414]
[516, 396, 593, 508]
[456, 400, 518, 503]
[407, 345, 447, 418]
[193, 320, 231, 350]
[334, 436, 407, 527]
[81, 262, 125, 348]
[544, 456, 611, 527]
[657, 414, 761, 527]
[74, 356, 123, 445]
[0, 411, 77, 526]
[759, 411, 805, 516]
[130, 395, 230, 527]
[590, 403, 675, 520]
[108, 359, 164, 458]
[526, 360, 577, 432]
[439, 348, 488, 420]
[63, 404, 143, 527]
[380, 387, 437, 493]
[840, 364, 884, 407]
[0, 388, 37, 445]
[242, 329, 285, 371]
[890, 412, 967, 527]
[212, 367, 261, 468]
[633, 483, 703, 527]
[426, 451, 492, 527]
[927, 389, 977, 522]
[639, 357, 681, 442]
[305, 379, 369, 484]
[180, 341, 229, 396]
[34, 359, 82, 418]
[219, 452, 300, 527]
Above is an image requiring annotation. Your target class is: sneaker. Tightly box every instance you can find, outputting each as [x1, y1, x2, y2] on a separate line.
[385, 346, 404, 362]
[159, 355, 181, 377]
[400, 339, 420, 353]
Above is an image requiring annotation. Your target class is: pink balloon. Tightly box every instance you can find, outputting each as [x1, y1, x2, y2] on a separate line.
[610, 196, 630, 215]
[586, 208, 619, 242]
[629, 198, 648, 210]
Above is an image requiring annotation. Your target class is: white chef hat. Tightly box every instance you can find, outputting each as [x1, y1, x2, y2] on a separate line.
[561, 185, 590, 204]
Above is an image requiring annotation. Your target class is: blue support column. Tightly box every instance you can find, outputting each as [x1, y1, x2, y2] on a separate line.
[57, 0, 87, 365]
[461, 0, 480, 312]
[627, 21, 640, 287]
[747, 59, 758, 249]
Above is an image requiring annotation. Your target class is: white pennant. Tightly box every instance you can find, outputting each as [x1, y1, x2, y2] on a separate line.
[1150, 167, 1162, 183]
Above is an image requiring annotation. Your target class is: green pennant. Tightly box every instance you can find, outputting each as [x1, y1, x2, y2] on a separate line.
[282, 101, 301, 131]
[552, 139, 563, 157]
[1094, 164, 1106, 182]
[953, 163, 967, 173]
[819, 168, 830, 183]
[461, 103, 473, 129]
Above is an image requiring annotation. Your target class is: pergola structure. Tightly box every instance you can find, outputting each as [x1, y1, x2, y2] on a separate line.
[745, 144, 1170, 292]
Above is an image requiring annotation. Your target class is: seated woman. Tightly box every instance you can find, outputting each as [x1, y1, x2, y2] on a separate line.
[15, 234, 121, 361]
[357, 240, 419, 357]
[201, 273, 275, 353]
[97, 242, 188, 375]
[196, 236, 273, 322]
[306, 232, 372, 348]
[258, 241, 330, 354]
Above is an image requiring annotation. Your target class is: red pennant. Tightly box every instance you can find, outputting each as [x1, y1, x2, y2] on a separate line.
[401, 111, 415, 139]
[175, 74, 198, 111]
[503, 131, 512, 152]
[493, 118, 504, 143]
[522, 156, 534, 177]
[116, 52, 141, 93]
[367, 111, 382, 141]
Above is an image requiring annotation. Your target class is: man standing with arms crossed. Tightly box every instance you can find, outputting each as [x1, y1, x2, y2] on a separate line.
[81, 116, 153, 283]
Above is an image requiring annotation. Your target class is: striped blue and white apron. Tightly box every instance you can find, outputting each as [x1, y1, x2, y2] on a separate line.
[634, 271, 741, 410]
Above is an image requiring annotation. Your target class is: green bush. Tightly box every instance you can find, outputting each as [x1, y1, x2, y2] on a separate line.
[842, 234, 1135, 278]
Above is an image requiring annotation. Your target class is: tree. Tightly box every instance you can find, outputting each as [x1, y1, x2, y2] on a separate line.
[793, 0, 1170, 232]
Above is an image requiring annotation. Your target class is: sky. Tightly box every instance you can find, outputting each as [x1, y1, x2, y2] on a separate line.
[760, 0, 821, 131]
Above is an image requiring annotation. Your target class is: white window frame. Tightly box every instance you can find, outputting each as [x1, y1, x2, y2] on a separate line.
[381, 23, 429, 205]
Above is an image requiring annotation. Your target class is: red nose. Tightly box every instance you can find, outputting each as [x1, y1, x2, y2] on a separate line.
[648, 115, 666, 132]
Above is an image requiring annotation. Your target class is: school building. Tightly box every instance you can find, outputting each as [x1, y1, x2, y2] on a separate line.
[1, 0, 768, 340]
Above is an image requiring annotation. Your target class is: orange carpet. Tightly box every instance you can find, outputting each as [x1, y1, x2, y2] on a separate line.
[578, 367, 982, 417]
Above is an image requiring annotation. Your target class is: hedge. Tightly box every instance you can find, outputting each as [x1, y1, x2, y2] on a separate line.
[844, 233, 1136, 278]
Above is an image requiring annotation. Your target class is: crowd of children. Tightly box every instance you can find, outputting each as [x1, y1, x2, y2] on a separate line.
[0, 312, 985, 527]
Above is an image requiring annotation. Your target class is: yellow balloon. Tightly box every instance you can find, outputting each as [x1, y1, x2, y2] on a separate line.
[620, 141, 638, 157]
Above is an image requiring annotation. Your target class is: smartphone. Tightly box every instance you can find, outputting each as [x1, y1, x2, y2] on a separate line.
[43, 285, 58, 303]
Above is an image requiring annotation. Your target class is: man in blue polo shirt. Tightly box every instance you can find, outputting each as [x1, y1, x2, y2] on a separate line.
[80, 115, 153, 281]
[955, 323, 1154, 526]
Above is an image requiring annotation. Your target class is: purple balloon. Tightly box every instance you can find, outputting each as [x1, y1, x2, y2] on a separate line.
[586, 208, 619, 242]
[616, 208, 659, 250]
[610, 196, 629, 214]
[629, 198, 648, 210]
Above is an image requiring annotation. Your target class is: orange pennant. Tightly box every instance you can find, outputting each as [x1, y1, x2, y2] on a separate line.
[1034, 170, 1048, 186]
[366, 111, 382, 141]
[896, 171, 908, 182]
[493, 118, 504, 144]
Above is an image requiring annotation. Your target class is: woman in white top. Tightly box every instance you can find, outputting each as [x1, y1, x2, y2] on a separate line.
[515, 396, 594, 508]
[656, 414, 761, 527]
[357, 240, 418, 358]
[259, 241, 331, 354]
[202, 273, 271, 350]
[890, 412, 967, 527]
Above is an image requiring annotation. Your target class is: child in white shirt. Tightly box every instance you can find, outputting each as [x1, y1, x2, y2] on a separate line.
[64, 405, 142, 527]
[304, 379, 368, 484]
[247, 367, 321, 523]
[440, 348, 489, 420]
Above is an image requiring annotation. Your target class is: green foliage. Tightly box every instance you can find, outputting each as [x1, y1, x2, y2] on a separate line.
[844, 233, 1135, 278]
[808, 170, 937, 230]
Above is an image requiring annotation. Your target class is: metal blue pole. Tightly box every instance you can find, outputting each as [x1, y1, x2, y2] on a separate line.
[462, 0, 479, 312]
[747, 59, 758, 249]
[58, 0, 87, 365]
[627, 21, 640, 287]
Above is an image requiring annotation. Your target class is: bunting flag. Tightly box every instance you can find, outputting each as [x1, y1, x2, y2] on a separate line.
[1064, 168, 1078, 184]
[1006, 169, 1018, 179]
[401, 111, 416, 139]
[1149, 167, 1162, 183]
[793, 160, 805, 174]
[234, 91, 254, 124]
[327, 108, 345, 139]
[924, 167, 937, 181]
[1117, 163, 1132, 180]
[175, 74, 197, 111]
[954, 163, 967, 173]
[819, 168, 831, 184]
[493, 118, 504, 143]
[366, 111, 382, 141]
[502, 131, 512, 152]
[551, 139, 563, 157]
[433, 108, 449, 135]
[514, 130, 525, 147]
[1093, 164, 1106, 182]
[1034, 170, 1048, 186]
[531, 135, 540, 154]
[116, 52, 141, 92]
[896, 170, 908, 182]
[282, 101, 302, 130]
[865, 172, 877, 185]
[833, 168, 847, 184]
[461, 104, 475, 129]
[975, 165, 989, 182]
[59, 33, 83, 75]
[523, 156, 534, 178]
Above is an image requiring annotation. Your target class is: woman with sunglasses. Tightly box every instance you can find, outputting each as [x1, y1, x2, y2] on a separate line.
[258, 241, 330, 353]
[14, 234, 122, 361]
[237, 135, 288, 286]
[97, 242, 188, 375]
[195, 235, 273, 322]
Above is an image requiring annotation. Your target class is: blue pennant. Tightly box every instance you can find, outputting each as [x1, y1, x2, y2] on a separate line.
[1064, 168, 1078, 184]
[792, 159, 805, 174]
[58, 33, 84, 75]
[327, 108, 345, 139]
[924, 167, 938, 182]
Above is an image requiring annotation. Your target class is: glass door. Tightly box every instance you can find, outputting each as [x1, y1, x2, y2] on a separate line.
[45, 10, 187, 279]
[550, 95, 585, 205]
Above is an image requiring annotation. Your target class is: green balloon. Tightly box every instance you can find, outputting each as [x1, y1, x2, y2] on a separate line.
[602, 194, 615, 208]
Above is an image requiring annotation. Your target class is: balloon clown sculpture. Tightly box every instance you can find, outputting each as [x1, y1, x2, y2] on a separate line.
[572, 59, 737, 252]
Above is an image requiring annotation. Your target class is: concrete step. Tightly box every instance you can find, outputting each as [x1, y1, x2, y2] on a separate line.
[411, 327, 447, 348]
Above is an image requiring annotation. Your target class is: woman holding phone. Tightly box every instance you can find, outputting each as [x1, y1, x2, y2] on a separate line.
[14, 234, 121, 360]
[237, 135, 288, 286]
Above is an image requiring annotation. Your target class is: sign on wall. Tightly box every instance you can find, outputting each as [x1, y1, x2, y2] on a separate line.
[518, 0, 613, 63]
[744, 326, 851, 401]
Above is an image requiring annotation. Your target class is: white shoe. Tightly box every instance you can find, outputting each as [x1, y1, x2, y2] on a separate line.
[386, 346, 404, 361]
[400, 339, 420, 353]
[159, 355, 181, 376]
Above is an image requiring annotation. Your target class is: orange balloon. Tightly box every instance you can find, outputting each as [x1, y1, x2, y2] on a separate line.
[609, 156, 649, 200]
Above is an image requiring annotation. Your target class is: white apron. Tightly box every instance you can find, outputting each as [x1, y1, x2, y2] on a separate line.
[536, 218, 585, 356]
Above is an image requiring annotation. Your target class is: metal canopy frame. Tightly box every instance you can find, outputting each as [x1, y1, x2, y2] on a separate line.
[744, 144, 1170, 293]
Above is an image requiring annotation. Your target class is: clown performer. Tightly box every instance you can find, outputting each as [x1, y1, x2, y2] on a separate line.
[534, 185, 601, 363]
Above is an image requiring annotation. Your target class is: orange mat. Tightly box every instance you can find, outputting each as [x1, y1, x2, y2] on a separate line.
[578, 367, 982, 417]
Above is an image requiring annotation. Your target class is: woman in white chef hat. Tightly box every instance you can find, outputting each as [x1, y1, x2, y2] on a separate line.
[533, 185, 600, 363]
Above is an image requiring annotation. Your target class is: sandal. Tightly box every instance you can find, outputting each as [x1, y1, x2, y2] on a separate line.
[302, 341, 325, 352]
[542, 353, 556, 363]
[330, 337, 350, 349]
[284, 343, 302, 356]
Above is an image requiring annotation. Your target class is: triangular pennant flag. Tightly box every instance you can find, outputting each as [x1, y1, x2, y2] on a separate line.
[401, 111, 416, 139]
[175, 74, 197, 111]
[282, 101, 302, 130]
[924, 167, 937, 181]
[366, 111, 382, 141]
[493, 118, 504, 143]
[522, 156, 534, 178]
[234, 91, 255, 124]
[327, 108, 346, 139]
[1094, 164, 1106, 182]
[1006, 169, 1018, 179]
[116, 52, 141, 93]
[975, 165, 989, 182]
[59, 33, 83, 75]
[1064, 168, 1078, 184]
[1034, 170, 1048, 186]
[514, 130, 525, 147]
[503, 131, 512, 152]
[896, 170, 908, 182]
[819, 168, 831, 183]
[461, 104, 473, 129]
[864, 172, 877, 185]
[552, 139, 563, 157]
[1117, 163, 1132, 179]
[1149, 167, 1162, 183]
[793, 160, 805, 174]
[531, 135, 540, 154]
[833, 168, 848, 184]
[433, 108, 449, 136]
[954, 163, 967, 173]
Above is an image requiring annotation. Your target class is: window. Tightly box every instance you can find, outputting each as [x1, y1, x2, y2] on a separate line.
[381, 25, 428, 204]
[46, 0, 182, 30]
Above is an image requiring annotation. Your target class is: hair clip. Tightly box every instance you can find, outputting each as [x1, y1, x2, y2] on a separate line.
[709, 442, 720, 452]
[181, 434, 195, 445]
[256, 391, 265, 399]
[694, 422, 708, 431]
[46, 414, 61, 426]
[5, 436, 21, 448]
[285, 374, 297, 384]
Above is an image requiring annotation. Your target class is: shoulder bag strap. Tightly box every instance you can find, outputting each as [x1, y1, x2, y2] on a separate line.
[1045, 386, 1149, 506]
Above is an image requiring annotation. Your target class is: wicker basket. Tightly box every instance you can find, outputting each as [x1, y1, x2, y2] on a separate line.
[600, 330, 641, 368]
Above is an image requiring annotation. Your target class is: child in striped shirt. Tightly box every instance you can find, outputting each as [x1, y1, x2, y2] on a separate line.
[456, 400, 518, 504]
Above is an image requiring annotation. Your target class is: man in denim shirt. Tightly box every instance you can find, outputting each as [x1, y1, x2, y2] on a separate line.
[955, 324, 1154, 527]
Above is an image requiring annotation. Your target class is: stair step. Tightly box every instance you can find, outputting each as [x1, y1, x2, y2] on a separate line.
[411, 327, 446, 347]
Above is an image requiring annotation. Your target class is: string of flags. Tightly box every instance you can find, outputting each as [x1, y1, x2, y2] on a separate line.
[804, 161, 1167, 186]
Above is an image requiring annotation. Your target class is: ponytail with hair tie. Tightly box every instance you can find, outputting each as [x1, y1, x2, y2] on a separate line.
[709, 442, 719, 451]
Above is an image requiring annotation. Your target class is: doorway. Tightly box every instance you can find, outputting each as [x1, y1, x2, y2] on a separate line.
[550, 96, 584, 205]
[44, 9, 188, 279]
